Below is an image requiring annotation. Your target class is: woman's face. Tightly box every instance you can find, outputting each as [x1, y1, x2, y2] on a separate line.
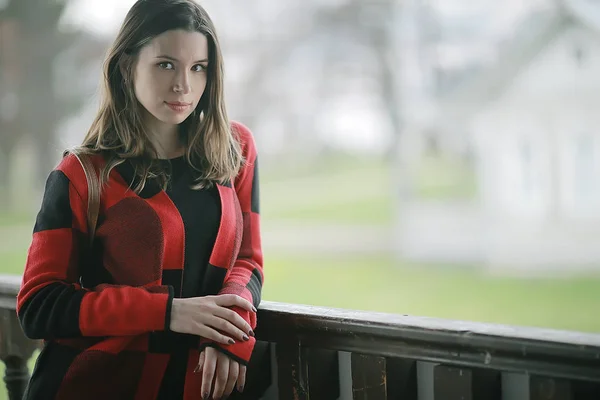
[133, 29, 209, 130]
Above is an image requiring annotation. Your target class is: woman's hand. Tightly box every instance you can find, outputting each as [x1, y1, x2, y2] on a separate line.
[169, 294, 255, 345]
[196, 347, 246, 399]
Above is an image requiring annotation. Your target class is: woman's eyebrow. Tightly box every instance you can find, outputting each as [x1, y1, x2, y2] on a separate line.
[155, 55, 209, 63]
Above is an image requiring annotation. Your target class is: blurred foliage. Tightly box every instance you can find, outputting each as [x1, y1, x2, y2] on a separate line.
[0, 0, 102, 208]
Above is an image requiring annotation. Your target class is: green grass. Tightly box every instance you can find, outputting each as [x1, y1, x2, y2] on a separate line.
[0, 250, 27, 275]
[262, 187, 393, 225]
[261, 157, 394, 225]
[0, 212, 32, 227]
[263, 253, 600, 334]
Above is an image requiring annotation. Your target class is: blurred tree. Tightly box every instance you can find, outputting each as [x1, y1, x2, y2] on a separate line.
[315, 0, 403, 159]
[202, 1, 407, 167]
[311, 0, 414, 258]
[0, 0, 101, 208]
[0, 14, 21, 209]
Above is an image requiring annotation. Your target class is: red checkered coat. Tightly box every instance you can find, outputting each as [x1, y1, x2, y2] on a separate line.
[16, 122, 263, 399]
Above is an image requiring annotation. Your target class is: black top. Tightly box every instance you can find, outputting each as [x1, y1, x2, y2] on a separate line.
[154, 156, 221, 399]
[161, 156, 221, 298]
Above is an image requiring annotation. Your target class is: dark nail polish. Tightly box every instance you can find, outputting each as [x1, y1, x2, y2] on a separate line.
[228, 338, 235, 344]
[249, 330, 255, 337]
[202, 392, 209, 400]
[238, 385, 244, 393]
[243, 334, 249, 341]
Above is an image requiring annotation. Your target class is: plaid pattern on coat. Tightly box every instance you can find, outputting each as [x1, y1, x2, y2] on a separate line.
[16, 121, 263, 400]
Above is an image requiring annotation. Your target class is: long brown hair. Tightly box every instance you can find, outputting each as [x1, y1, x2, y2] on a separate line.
[69, 0, 243, 191]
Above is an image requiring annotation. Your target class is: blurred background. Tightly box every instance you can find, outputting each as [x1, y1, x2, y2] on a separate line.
[1, 0, 600, 341]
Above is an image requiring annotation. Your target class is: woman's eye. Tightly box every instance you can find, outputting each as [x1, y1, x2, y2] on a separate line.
[192, 64, 207, 72]
[158, 62, 174, 70]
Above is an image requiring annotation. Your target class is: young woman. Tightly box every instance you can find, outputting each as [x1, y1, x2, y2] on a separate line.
[16, 0, 263, 399]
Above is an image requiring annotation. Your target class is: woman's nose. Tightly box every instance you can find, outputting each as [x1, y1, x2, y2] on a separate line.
[173, 72, 191, 94]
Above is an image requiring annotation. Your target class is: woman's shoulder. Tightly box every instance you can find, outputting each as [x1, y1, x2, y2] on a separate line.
[231, 120, 257, 158]
[55, 152, 105, 185]
[59, 152, 104, 171]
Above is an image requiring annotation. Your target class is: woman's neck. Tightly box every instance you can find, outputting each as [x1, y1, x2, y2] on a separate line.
[144, 115, 185, 159]
[150, 134, 185, 159]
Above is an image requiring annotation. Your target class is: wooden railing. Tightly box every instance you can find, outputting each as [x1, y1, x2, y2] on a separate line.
[1, 274, 600, 399]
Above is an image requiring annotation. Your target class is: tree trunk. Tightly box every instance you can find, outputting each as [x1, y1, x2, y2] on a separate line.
[33, 132, 56, 189]
[372, 0, 417, 261]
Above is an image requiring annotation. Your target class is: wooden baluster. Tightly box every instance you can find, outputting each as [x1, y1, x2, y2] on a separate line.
[572, 379, 600, 400]
[502, 373, 575, 400]
[433, 364, 501, 400]
[351, 353, 387, 399]
[306, 348, 339, 399]
[3, 356, 31, 400]
[277, 341, 309, 400]
[433, 365, 473, 400]
[472, 369, 501, 400]
[530, 376, 573, 400]
[236, 340, 272, 399]
[276, 342, 340, 399]
[386, 358, 417, 400]
[0, 308, 39, 400]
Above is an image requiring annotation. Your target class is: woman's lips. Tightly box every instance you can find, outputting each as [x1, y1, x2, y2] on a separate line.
[165, 102, 191, 112]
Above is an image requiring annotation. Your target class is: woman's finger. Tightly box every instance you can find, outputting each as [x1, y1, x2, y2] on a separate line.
[196, 323, 236, 346]
[212, 307, 254, 336]
[201, 349, 217, 400]
[237, 364, 247, 394]
[212, 351, 229, 400]
[204, 314, 250, 343]
[215, 294, 256, 313]
[224, 359, 239, 398]
[194, 351, 205, 374]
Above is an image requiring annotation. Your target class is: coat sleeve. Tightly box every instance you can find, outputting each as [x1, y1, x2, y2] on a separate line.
[199, 121, 264, 365]
[16, 156, 174, 340]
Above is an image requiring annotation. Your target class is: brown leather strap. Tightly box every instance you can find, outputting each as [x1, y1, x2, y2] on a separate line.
[73, 153, 100, 247]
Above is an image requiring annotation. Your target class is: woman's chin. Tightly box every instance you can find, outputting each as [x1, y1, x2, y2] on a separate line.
[156, 112, 192, 126]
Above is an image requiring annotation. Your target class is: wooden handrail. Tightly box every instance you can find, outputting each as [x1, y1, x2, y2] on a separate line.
[255, 301, 600, 382]
[0, 274, 599, 399]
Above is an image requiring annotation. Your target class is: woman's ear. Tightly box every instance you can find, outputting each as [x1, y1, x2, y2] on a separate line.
[119, 54, 133, 85]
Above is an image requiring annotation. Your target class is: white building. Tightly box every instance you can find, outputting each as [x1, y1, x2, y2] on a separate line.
[397, 0, 600, 272]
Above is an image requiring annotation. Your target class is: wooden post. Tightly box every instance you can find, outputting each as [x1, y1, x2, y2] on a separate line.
[0, 307, 39, 400]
